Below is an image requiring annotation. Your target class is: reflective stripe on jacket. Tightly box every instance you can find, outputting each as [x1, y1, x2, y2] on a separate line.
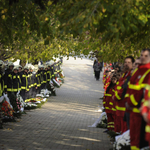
[127, 63, 150, 114]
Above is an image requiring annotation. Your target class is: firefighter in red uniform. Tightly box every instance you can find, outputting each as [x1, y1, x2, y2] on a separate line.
[100, 70, 111, 99]
[104, 71, 111, 93]
[113, 56, 134, 134]
[112, 73, 122, 133]
[141, 85, 150, 147]
[103, 70, 107, 83]
[126, 49, 150, 150]
[104, 75, 117, 131]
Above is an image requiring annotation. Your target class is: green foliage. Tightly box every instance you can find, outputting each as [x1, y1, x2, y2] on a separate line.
[0, 0, 150, 62]
[53, 0, 150, 61]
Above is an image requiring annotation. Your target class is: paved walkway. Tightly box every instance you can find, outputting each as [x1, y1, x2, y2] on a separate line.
[0, 57, 112, 150]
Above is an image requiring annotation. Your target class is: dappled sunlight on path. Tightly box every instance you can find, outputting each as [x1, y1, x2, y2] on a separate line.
[0, 57, 111, 150]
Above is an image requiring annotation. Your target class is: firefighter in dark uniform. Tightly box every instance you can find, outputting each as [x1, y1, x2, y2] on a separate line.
[4, 62, 14, 95]
[4, 63, 20, 113]
[50, 62, 55, 80]
[26, 66, 33, 102]
[17, 65, 22, 92]
[20, 66, 29, 101]
[58, 60, 61, 73]
[59, 57, 63, 64]
[43, 65, 48, 89]
[18, 65, 22, 75]
[40, 65, 44, 89]
[36, 66, 42, 94]
[32, 67, 37, 99]
[28, 66, 36, 100]
[53, 62, 57, 77]
[12, 66, 21, 96]
[54, 62, 58, 77]
[35, 68, 40, 95]
[47, 63, 51, 85]
[0, 60, 4, 129]
[0, 60, 4, 97]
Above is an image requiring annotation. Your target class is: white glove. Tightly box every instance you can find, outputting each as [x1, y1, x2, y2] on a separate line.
[4, 93, 11, 106]
[17, 90, 20, 95]
[0, 96, 4, 103]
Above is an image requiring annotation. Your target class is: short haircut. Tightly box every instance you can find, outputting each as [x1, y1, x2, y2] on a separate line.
[125, 56, 135, 63]
[142, 49, 150, 55]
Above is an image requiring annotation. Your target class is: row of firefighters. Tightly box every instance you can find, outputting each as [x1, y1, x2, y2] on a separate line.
[0, 59, 63, 102]
[102, 49, 150, 150]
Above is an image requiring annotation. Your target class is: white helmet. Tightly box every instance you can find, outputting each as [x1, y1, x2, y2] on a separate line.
[13, 66, 19, 71]
[8, 61, 14, 67]
[24, 65, 29, 70]
[49, 60, 54, 66]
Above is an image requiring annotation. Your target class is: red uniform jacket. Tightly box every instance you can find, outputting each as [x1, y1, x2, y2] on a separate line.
[104, 76, 110, 92]
[141, 87, 150, 142]
[126, 63, 150, 115]
[113, 71, 131, 117]
[104, 86, 116, 114]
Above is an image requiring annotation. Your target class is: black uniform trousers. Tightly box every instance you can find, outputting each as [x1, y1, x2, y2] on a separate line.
[20, 90, 27, 101]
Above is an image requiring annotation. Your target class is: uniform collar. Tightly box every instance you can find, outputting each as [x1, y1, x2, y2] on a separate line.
[138, 62, 150, 69]
[123, 71, 131, 78]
